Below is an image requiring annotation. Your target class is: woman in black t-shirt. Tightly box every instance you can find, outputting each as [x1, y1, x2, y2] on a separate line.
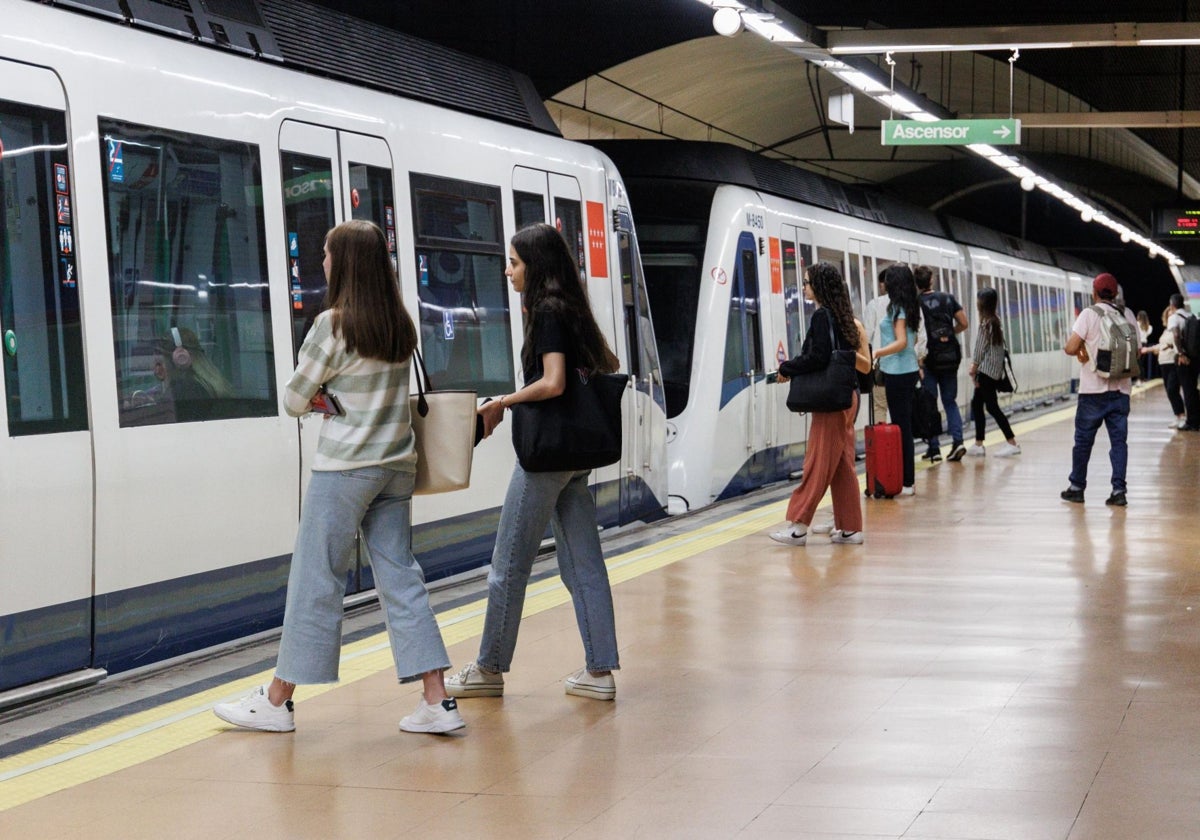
[446, 223, 623, 702]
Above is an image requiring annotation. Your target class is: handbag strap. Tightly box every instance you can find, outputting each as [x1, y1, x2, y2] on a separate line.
[1003, 349, 1019, 390]
[412, 346, 434, 418]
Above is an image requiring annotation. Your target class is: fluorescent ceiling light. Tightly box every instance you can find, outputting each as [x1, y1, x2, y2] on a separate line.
[693, 0, 746, 8]
[835, 69, 889, 94]
[741, 14, 805, 43]
[967, 143, 1001, 156]
[878, 92, 921, 113]
[909, 111, 939, 122]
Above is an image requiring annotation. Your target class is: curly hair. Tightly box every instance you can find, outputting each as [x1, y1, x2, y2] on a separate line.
[806, 261, 859, 349]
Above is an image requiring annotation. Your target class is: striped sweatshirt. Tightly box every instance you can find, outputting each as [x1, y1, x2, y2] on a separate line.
[284, 310, 416, 473]
[971, 320, 1007, 380]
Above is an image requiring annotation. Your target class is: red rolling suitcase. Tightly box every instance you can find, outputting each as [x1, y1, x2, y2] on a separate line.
[864, 382, 903, 499]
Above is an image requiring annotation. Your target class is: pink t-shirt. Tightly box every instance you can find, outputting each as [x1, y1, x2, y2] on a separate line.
[1071, 304, 1138, 395]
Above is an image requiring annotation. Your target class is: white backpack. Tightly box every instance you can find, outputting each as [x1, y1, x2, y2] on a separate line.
[1089, 303, 1140, 380]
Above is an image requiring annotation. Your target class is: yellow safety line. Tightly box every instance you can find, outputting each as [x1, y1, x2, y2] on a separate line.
[0, 391, 1106, 811]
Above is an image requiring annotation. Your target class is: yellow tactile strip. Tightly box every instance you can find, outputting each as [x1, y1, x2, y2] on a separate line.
[0, 394, 1090, 811]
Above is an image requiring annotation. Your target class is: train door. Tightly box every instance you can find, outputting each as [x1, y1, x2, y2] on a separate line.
[722, 231, 767, 489]
[775, 225, 812, 478]
[847, 239, 872, 318]
[0, 64, 95, 691]
[278, 122, 395, 595]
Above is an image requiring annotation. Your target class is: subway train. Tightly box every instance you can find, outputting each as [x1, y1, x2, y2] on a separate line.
[594, 141, 1103, 514]
[0, 0, 668, 695]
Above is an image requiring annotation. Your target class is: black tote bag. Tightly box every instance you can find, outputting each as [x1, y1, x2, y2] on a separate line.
[785, 322, 857, 413]
[511, 369, 629, 472]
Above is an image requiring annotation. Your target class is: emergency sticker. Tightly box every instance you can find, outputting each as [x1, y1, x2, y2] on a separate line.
[107, 140, 124, 182]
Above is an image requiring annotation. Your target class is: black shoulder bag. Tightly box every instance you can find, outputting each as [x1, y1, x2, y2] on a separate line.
[511, 368, 629, 472]
[785, 319, 857, 413]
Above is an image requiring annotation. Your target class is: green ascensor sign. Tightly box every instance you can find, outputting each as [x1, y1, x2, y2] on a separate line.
[882, 118, 1021, 146]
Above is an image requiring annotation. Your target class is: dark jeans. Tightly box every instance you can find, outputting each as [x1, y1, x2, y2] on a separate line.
[1180, 361, 1200, 428]
[1162, 363, 1184, 417]
[970, 373, 1014, 443]
[1069, 391, 1130, 493]
[923, 367, 964, 451]
[883, 370, 919, 487]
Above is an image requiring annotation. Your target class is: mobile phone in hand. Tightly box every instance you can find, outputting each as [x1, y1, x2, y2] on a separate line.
[310, 389, 344, 416]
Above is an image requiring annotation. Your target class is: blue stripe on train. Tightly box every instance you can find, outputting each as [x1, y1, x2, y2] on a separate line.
[0, 474, 663, 692]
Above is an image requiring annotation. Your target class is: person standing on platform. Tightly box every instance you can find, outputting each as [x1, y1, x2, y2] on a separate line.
[1060, 273, 1139, 506]
[873, 264, 922, 496]
[1135, 310, 1155, 380]
[213, 220, 465, 735]
[966, 287, 1021, 459]
[1156, 298, 1187, 429]
[446, 223, 622, 702]
[915, 264, 968, 463]
[770, 261, 871, 546]
[863, 270, 891, 421]
[1170, 293, 1200, 431]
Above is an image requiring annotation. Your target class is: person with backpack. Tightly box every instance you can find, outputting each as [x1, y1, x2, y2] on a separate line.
[1060, 273, 1140, 506]
[1170, 292, 1200, 431]
[915, 265, 968, 462]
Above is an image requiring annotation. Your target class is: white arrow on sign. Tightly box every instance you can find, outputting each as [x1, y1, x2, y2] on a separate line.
[993, 125, 1012, 139]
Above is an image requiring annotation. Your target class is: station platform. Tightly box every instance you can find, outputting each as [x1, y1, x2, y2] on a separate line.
[2, 384, 1198, 840]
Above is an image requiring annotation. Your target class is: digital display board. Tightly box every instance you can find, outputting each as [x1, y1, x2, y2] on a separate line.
[1153, 204, 1200, 238]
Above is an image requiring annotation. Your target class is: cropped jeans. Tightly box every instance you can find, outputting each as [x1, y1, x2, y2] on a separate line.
[1068, 391, 1130, 494]
[276, 466, 449, 685]
[477, 465, 619, 674]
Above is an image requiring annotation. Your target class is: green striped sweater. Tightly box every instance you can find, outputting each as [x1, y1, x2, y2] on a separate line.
[284, 310, 417, 473]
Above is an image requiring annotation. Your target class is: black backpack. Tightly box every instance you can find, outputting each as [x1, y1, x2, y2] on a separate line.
[922, 292, 962, 372]
[1180, 312, 1200, 361]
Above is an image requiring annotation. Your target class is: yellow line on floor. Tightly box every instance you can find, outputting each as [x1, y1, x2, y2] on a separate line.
[0, 393, 1095, 811]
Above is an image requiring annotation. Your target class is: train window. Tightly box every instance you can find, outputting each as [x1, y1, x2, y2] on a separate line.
[348, 163, 397, 265]
[280, 152, 335, 358]
[100, 119, 276, 426]
[1004, 279, 1024, 354]
[816, 247, 845, 279]
[642, 254, 699, 418]
[781, 240, 803, 358]
[0, 100, 87, 435]
[553, 198, 586, 277]
[723, 234, 763, 384]
[410, 173, 512, 395]
[514, 190, 545, 229]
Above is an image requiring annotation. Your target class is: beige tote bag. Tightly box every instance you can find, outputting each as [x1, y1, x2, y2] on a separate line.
[410, 348, 477, 495]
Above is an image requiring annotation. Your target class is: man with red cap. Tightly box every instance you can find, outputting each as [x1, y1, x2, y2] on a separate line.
[1060, 273, 1140, 506]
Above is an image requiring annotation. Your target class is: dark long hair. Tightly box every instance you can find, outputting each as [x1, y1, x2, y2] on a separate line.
[883, 263, 921, 332]
[807, 261, 858, 348]
[324, 220, 416, 363]
[512, 223, 618, 374]
[976, 286, 1004, 346]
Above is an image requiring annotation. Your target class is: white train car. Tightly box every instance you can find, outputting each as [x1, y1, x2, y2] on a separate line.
[596, 141, 1081, 514]
[0, 0, 667, 697]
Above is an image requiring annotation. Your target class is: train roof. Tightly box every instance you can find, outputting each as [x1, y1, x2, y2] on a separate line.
[44, 0, 559, 135]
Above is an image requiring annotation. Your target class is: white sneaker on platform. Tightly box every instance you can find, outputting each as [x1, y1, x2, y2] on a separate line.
[993, 443, 1022, 457]
[564, 669, 616, 700]
[213, 685, 295, 732]
[966, 444, 986, 457]
[445, 662, 504, 698]
[829, 530, 864, 544]
[399, 697, 466, 733]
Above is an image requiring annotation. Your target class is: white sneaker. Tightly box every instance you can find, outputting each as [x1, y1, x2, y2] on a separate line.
[900, 486, 915, 496]
[769, 528, 807, 546]
[445, 662, 504, 698]
[399, 697, 466, 733]
[564, 669, 616, 700]
[1178, 418, 1189, 430]
[811, 519, 834, 535]
[993, 443, 1022, 457]
[213, 685, 295, 732]
[966, 444, 986, 457]
[829, 529, 864, 544]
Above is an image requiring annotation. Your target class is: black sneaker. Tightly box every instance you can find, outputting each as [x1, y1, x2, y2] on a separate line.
[1105, 492, 1127, 507]
[946, 444, 967, 462]
[1060, 488, 1085, 504]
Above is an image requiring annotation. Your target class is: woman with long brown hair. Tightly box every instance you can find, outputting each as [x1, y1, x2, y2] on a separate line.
[446, 223, 623, 701]
[967, 287, 1020, 457]
[214, 220, 464, 735]
[771, 261, 871, 546]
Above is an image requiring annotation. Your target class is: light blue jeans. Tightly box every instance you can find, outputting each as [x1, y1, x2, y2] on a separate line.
[477, 465, 619, 673]
[276, 466, 450, 684]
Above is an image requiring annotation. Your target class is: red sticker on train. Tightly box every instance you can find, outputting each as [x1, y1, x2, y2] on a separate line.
[586, 201, 608, 279]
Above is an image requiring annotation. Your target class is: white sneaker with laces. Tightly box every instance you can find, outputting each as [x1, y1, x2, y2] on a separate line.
[811, 519, 834, 535]
[564, 669, 616, 700]
[769, 528, 807, 546]
[445, 662, 504, 698]
[966, 444, 986, 457]
[900, 486, 915, 496]
[213, 685, 295, 732]
[993, 442, 1022, 457]
[399, 697, 466, 733]
[829, 529, 864, 544]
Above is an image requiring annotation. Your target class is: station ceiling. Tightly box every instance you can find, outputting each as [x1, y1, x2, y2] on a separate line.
[312, 0, 1200, 304]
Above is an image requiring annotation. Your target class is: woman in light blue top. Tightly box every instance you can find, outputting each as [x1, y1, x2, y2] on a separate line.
[872, 263, 921, 493]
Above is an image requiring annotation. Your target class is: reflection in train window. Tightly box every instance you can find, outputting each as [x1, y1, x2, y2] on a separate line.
[0, 99, 87, 435]
[514, 190, 545, 229]
[279, 152, 335, 360]
[99, 119, 276, 426]
[410, 173, 512, 395]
